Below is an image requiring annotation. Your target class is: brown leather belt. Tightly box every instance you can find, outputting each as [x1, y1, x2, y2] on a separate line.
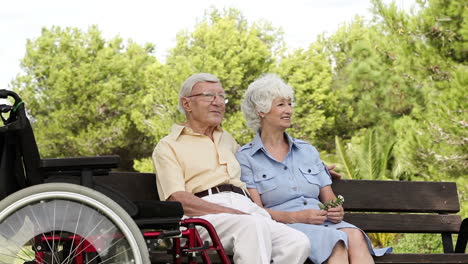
[195, 184, 251, 199]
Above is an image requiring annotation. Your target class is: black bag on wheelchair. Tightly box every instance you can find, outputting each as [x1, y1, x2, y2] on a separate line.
[0, 90, 40, 199]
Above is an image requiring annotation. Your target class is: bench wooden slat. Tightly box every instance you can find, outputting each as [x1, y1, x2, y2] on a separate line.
[149, 251, 468, 264]
[374, 253, 468, 263]
[344, 213, 462, 233]
[332, 180, 460, 213]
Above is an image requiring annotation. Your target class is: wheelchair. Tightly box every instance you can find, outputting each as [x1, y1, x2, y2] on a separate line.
[0, 89, 230, 264]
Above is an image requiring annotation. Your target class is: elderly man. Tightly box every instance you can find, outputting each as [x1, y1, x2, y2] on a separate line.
[153, 73, 311, 264]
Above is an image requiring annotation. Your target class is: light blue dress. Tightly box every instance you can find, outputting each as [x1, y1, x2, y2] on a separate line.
[236, 132, 392, 264]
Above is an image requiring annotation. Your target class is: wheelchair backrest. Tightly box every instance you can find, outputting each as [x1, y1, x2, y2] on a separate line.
[0, 89, 43, 199]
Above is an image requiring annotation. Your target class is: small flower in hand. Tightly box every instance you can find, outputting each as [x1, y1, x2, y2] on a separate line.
[319, 195, 344, 210]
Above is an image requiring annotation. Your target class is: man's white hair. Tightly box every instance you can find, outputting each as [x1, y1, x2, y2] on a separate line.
[241, 73, 294, 132]
[178, 73, 220, 115]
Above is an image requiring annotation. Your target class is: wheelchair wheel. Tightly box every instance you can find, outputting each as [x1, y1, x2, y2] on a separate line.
[0, 183, 150, 264]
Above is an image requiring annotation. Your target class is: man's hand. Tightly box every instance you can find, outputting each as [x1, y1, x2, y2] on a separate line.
[327, 164, 342, 180]
[326, 205, 344, 223]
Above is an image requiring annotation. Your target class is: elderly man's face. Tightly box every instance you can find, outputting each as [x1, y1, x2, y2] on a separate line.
[186, 82, 226, 127]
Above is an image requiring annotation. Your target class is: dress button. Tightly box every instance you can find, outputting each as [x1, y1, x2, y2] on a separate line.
[308, 169, 311, 173]
[262, 174, 266, 178]
[303, 201, 307, 205]
[283, 166, 287, 170]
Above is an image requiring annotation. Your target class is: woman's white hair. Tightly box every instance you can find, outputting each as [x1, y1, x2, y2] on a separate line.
[178, 73, 220, 115]
[241, 73, 294, 132]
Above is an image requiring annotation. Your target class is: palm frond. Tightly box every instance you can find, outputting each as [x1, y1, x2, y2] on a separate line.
[380, 140, 396, 179]
[335, 136, 357, 179]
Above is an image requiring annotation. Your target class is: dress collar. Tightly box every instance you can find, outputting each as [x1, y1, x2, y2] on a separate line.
[249, 131, 298, 156]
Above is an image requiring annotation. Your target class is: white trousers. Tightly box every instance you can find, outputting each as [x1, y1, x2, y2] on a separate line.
[194, 192, 310, 264]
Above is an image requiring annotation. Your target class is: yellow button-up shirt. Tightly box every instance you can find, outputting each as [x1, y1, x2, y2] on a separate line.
[152, 124, 246, 201]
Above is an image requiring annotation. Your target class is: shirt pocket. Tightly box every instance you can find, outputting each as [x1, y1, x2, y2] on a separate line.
[299, 164, 321, 186]
[253, 171, 279, 194]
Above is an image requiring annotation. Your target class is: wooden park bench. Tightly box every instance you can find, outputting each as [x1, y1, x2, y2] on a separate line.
[98, 172, 468, 264]
[332, 179, 467, 264]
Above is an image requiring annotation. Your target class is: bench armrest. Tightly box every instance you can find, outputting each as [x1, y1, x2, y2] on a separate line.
[455, 218, 468, 253]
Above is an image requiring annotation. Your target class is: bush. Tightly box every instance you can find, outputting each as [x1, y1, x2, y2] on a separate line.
[387, 233, 443, 253]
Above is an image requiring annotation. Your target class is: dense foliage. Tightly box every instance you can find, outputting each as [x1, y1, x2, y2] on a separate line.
[11, 0, 466, 252]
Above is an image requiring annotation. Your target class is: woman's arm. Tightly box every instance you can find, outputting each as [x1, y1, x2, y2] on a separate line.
[319, 185, 344, 223]
[248, 188, 327, 224]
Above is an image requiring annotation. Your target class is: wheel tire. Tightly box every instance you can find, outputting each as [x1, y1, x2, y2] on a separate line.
[0, 183, 150, 264]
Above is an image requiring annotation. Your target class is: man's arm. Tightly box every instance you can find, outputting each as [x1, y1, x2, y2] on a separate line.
[327, 164, 342, 180]
[168, 191, 246, 216]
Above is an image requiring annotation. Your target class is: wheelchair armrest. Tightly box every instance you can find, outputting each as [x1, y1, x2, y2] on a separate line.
[40, 155, 120, 188]
[40, 155, 120, 171]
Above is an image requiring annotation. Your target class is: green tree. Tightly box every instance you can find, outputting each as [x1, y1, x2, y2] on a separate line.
[326, 16, 425, 142]
[414, 0, 467, 62]
[369, 0, 467, 179]
[394, 65, 468, 179]
[12, 26, 159, 170]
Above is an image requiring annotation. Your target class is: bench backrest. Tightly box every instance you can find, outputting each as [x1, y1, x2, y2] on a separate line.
[332, 179, 462, 234]
[97, 173, 463, 235]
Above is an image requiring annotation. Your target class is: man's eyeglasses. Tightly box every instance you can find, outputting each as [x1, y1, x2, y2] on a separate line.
[186, 92, 228, 104]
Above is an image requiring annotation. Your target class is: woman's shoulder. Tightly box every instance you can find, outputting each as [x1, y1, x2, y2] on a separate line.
[290, 136, 319, 154]
[237, 141, 255, 154]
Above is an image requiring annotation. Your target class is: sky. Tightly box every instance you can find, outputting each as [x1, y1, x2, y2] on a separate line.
[0, 0, 416, 90]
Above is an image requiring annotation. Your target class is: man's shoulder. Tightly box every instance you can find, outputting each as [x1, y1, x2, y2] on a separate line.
[219, 129, 239, 145]
[221, 129, 235, 138]
[154, 133, 178, 152]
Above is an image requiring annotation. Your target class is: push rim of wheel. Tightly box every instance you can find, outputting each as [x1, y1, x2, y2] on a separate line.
[0, 183, 148, 264]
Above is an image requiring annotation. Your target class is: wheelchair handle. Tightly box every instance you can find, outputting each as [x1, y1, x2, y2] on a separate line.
[0, 89, 22, 106]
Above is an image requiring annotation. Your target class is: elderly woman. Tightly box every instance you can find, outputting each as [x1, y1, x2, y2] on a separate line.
[236, 74, 391, 264]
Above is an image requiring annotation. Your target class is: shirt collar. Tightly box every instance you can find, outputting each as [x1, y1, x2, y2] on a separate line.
[170, 124, 223, 140]
[170, 124, 185, 140]
[249, 131, 298, 156]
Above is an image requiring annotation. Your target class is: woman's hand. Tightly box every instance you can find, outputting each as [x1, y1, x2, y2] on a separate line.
[326, 205, 344, 223]
[292, 209, 327, 224]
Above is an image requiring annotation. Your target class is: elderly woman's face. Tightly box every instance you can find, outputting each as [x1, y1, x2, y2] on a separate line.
[261, 97, 292, 130]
